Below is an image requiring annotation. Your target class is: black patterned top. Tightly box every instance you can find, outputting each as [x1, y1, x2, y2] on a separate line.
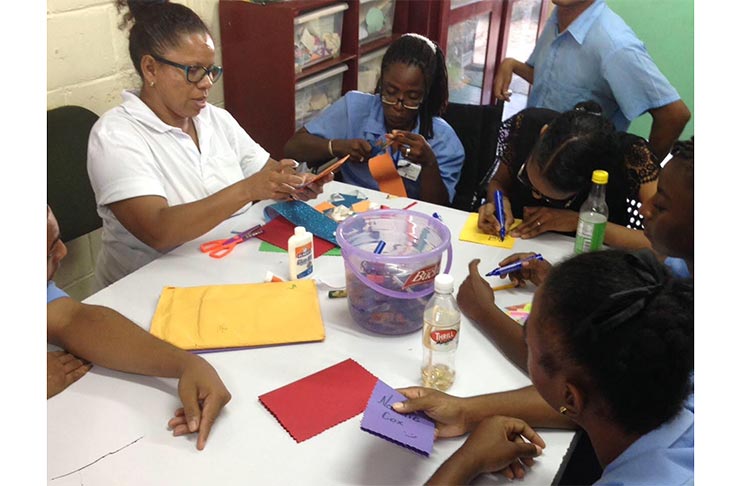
[492, 108, 659, 229]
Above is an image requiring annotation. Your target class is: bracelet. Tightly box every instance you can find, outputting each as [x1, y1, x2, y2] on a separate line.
[328, 139, 335, 157]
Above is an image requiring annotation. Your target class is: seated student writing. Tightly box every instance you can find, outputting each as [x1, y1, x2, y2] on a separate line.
[395, 250, 694, 485]
[47, 206, 231, 450]
[477, 101, 657, 249]
[88, 0, 331, 288]
[461, 137, 694, 369]
[283, 33, 464, 206]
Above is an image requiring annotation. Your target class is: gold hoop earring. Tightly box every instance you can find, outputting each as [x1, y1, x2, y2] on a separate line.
[559, 406, 568, 415]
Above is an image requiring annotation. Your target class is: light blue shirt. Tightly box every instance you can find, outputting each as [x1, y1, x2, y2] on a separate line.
[305, 91, 464, 203]
[665, 257, 691, 279]
[47, 281, 68, 304]
[597, 380, 694, 485]
[526, 0, 680, 131]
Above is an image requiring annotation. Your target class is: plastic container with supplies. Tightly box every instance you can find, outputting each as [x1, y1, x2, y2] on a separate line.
[294, 3, 349, 73]
[288, 226, 314, 280]
[358, 47, 387, 93]
[295, 63, 348, 130]
[421, 273, 460, 391]
[359, 0, 396, 45]
[574, 170, 609, 254]
[336, 209, 452, 335]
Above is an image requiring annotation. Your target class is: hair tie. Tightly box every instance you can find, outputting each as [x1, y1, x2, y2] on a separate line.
[401, 33, 436, 54]
[574, 106, 601, 116]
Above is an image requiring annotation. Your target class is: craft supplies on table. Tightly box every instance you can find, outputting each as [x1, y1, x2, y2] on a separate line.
[199, 224, 263, 259]
[295, 64, 349, 129]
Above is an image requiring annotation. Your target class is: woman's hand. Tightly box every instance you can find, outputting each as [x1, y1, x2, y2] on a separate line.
[496, 252, 553, 288]
[332, 138, 372, 163]
[243, 159, 306, 201]
[392, 387, 474, 438]
[47, 351, 92, 399]
[457, 259, 497, 325]
[511, 206, 579, 239]
[477, 199, 514, 236]
[386, 130, 436, 168]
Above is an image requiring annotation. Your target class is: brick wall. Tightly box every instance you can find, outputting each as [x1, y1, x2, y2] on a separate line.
[47, 0, 224, 299]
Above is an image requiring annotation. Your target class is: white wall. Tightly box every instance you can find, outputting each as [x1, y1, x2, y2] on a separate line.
[47, 0, 224, 298]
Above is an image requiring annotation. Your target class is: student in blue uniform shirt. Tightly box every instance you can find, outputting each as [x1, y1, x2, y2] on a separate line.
[395, 250, 693, 485]
[284, 33, 464, 206]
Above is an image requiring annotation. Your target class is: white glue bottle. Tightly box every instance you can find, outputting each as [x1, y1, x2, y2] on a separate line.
[288, 226, 314, 280]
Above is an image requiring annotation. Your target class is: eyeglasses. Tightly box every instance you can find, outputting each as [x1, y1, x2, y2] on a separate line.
[152, 55, 223, 84]
[380, 94, 423, 110]
[516, 159, 579, 208]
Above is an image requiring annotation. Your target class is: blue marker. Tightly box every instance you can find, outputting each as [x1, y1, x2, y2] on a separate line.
[486, 253, 544, 277]
[432, 212, 443, 222]
[494, 190, 506, 241]
[373, 240, 386, 254]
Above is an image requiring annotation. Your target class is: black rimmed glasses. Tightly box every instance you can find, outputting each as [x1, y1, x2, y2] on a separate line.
[152, 55, 223, 84]
[380, 94, 423, 110]
[516, 159, 579, 208]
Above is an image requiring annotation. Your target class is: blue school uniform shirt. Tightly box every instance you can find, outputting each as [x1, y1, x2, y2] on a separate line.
[525, 0, 680, 132]
[596, 377, 694, 486]
[47, 281, 69, 303]
[305, 91, 464, 203]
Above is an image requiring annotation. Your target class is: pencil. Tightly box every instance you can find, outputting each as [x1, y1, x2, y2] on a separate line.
[491, 282, 518, 292]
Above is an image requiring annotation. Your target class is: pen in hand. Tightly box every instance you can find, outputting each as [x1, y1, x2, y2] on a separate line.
[494, 190, 506, 241]
[486, 253, 544, 277]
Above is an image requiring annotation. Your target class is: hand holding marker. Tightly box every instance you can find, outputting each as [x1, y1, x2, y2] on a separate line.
[494, 190, 506, 241]
[486, 253, 544, 277]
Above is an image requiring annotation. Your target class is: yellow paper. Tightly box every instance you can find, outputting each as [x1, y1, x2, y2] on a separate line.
[458, 213, 522, 249]
[150, 280, 325, 350]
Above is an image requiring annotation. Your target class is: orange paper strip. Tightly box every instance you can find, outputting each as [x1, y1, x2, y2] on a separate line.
[368, 152, 407, 197]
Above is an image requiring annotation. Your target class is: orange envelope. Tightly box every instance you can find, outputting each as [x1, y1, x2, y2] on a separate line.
[150, 280, 325, 351]
[368, 152, 407, 197]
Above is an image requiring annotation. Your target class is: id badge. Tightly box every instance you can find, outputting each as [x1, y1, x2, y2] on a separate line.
[397, 160, 422, 181]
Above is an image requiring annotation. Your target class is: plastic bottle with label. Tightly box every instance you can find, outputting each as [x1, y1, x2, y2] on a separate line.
[574, 170, 609, 254]
[421, 273, 460, 391]
[288, 226, 314, 280]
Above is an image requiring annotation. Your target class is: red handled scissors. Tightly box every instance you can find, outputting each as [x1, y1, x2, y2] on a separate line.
[200, 224, 263, 259]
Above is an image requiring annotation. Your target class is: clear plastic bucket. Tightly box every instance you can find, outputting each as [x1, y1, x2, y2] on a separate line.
[336, 209, 453, 334]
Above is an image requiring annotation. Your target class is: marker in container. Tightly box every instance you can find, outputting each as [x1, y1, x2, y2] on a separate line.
[373, 240, 386, 254]
[432, 212, 443, 222]
[494, 190, 506, 241]
[486, 253, 544, 277]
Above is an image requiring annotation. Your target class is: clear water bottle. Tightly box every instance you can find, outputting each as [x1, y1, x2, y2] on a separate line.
[421, 274, 461, 391]
[574, 170, 609, 254]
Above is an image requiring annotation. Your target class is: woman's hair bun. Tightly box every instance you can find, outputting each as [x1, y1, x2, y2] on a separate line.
[115, 0, 168, 27]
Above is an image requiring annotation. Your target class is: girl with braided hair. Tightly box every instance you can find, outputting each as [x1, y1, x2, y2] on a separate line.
[394, 249, 694, 484]
[284, 33, 464, 205]
[477, 101, 658, 249]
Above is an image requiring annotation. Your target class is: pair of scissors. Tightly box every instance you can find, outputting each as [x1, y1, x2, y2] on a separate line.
[199, 224, 263, 259]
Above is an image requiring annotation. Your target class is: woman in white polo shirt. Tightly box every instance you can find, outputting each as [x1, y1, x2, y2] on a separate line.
[88, 1, 328, 287]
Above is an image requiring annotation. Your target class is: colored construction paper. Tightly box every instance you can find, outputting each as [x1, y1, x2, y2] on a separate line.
[458, 213, 523, 249]
[259, 240, 341, 256]
[313, 201, 335, 213]
[259, 359, 379, 443]
[149, 280, 325, 351]
[264, 200, 338, 244]
[256, 215, 337, 257]
[360, 380, 435, 456]
[369, 152, 407, 197]
[505, 302, 532, 325]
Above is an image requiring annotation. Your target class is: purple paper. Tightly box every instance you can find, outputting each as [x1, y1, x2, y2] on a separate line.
[360, 380, 435, 456]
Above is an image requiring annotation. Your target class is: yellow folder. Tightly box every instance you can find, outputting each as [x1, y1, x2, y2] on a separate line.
[150, 280, 325, 351]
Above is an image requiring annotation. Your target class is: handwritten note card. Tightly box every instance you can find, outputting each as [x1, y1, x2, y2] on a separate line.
[458, 213, 522, 249]
[360, 380, 435, 456]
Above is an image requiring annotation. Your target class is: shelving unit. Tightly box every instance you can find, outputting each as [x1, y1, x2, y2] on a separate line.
[219, 0, 407, 158]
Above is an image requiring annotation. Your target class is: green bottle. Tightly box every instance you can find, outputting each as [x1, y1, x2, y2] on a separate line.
[574, 170, 609, 254]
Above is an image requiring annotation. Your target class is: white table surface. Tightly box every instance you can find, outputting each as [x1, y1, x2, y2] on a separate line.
[47, 181, 577, 486]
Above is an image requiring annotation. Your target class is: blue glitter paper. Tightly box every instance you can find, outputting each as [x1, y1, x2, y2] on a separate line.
[264, 201, 338, 245]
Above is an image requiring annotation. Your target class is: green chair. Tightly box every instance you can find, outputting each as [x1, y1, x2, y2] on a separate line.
[47, 105, 101, 242]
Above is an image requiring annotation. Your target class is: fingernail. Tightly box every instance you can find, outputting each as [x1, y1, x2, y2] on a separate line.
[391, 402, 403, 411]
[189, 419, 198, 432]
[535, 445, 543, 455]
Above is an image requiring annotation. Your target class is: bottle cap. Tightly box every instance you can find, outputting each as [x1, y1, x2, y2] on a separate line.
[434, 273, 454, 294]
[294, 226, 306, 236]
[592, 170, 609, 184]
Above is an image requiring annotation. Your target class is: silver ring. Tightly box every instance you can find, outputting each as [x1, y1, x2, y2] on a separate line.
[404, 146, 411, 157]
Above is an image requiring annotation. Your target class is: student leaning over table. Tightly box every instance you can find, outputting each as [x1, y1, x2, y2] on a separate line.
[283, 33, 464, 206]
[87, 0, 331, 288]
[463, 137, 694, 369]
[477, 100, 657, 250]
[47, 206, 231, 451]
[395, 250, 694, 485]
